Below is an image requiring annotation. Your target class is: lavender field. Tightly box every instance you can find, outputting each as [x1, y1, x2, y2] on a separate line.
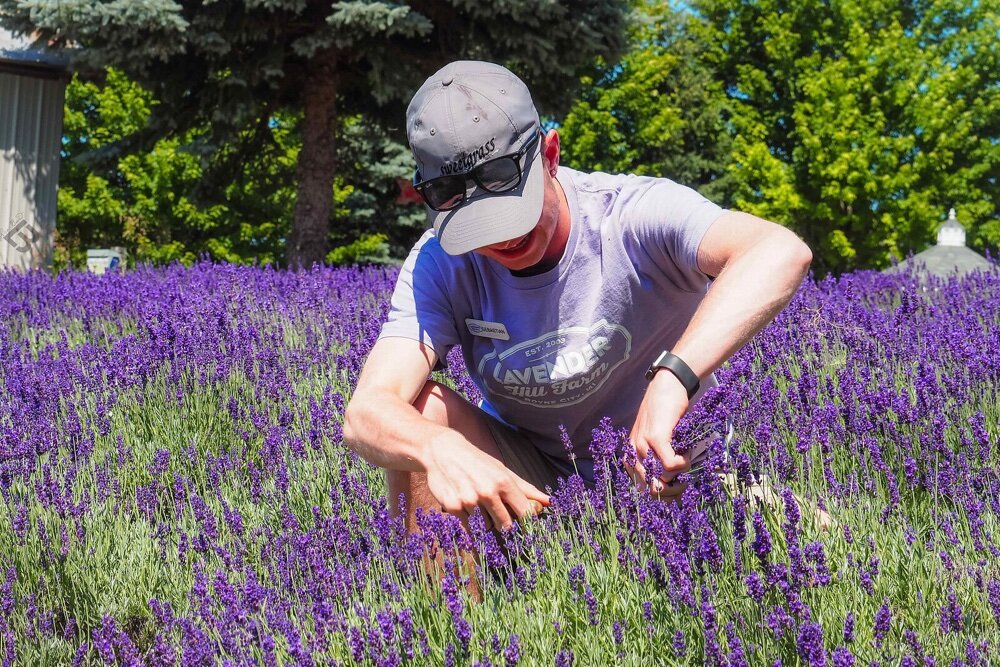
[1, 260, 998, 666]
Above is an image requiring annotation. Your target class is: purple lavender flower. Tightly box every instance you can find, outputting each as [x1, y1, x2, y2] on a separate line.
[939, 591, 964, 634]
[11, 505, 28, 543]
[832, 646, 856, 667]
[752, 511, 773, 563]
[584, 586, 599, 626]
[454, 617, 472, 653]
[559, 424, 576, 462]
[726, 623, 749, 667]
[732, 496, 749, 542]
[988, 580, 1000, 624]
[874, 600, 892, 645]
[843, 612, 855, 643]
[91, 615, 141, 667]
[781, 487, 801, 530]
[1, 568, 15, 617]
[766, 606, 794, 639]
[503, 635, 520, 667]
[150, 448, 171, 477]
[745, 571, 767, 603]
[796, 622, 826, 667]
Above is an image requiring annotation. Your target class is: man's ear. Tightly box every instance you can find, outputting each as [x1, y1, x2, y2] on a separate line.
[541, 129, 561, 176]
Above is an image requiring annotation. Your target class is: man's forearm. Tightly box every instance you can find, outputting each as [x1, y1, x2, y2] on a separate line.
[672, 232, 811, 381]
[342, 390, 447, 472]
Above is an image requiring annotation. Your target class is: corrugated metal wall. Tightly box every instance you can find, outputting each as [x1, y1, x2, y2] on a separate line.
[0, 70, 65, 271]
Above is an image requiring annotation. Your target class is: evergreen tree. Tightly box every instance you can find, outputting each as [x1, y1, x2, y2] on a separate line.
[692, 0, 999, 273]
[2, 0, 628, 268]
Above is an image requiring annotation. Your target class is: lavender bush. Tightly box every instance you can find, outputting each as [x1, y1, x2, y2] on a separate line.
[0, 260, 997, 666]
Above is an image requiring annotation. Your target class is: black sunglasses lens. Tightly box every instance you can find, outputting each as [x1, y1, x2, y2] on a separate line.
[422, 176, 466, 210]
[476, 157, 522, 193]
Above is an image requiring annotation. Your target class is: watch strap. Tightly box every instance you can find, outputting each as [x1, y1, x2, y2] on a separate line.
[644, 351, 700, 400]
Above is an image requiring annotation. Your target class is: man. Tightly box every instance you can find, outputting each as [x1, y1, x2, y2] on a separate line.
[343, 61, 813, 536]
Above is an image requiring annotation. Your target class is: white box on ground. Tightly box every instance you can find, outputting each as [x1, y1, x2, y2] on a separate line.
[86, 247, 126, 274]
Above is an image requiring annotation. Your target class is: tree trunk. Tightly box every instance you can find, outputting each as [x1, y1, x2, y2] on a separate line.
[287, 47, 338, 269]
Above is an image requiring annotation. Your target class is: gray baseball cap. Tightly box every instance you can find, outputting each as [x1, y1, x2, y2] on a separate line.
[406, 61, 544, 255]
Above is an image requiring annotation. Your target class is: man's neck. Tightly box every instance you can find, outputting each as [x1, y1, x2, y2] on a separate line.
[511, 177, 571, 277]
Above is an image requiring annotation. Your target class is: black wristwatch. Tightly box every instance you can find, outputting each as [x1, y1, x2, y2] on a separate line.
[644, 351, 700, 400]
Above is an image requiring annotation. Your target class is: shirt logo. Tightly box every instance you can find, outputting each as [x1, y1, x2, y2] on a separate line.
[477, 319, 632, 408]
[466, 318, 510, 340]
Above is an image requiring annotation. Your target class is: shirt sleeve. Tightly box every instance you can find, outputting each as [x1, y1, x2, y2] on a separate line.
[378, 231, 461, 367]
[622, 176, 727, 292]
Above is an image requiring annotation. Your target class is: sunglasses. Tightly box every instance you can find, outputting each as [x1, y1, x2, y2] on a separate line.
[413, 131, 541, 212]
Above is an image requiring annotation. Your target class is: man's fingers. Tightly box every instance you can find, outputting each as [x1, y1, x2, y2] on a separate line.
[482, 496, 514, 532]
[648, 440, 687, 472]
[512, 476, 550, 506]
[630, 437, 648, 463]
[629, 446, 684, 496]
[625, 461, 649, 493]
[501, 484, 545, 522]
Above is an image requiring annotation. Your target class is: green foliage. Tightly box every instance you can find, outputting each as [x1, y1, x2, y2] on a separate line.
[3, 0, 630, 267]
[56, 69, 146, 268]
[56, 69, 426, 269]
[57, 70, 295, 268]
[558, 1, 734, 203]
[691, 0, 1000, 273]
[326, 233, 392, 266]
[330, 115, 429, 259]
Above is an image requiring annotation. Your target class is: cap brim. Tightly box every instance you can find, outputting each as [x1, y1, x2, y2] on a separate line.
[431, 146, 545, 256]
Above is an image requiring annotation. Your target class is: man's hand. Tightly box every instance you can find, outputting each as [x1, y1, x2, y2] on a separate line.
[422, 432, 550, 532]
[627, 370, 692, 495]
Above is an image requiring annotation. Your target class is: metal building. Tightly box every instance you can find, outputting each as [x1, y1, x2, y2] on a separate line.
[0, 28, 68, 271]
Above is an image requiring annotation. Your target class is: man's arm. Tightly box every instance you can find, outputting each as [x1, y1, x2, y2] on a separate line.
[343, 336, 548, 529]
[342, 336, 442, 472]
[673, 210, 813, 381]
[628, 211, 812, 491]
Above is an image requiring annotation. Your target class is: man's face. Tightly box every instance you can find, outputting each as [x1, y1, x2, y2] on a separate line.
[472, 132, 567, 272]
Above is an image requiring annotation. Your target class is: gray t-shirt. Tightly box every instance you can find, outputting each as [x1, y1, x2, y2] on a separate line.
[379, 167, 726, 476]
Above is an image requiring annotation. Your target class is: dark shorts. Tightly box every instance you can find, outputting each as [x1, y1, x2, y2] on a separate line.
[483, 415, 569, 494]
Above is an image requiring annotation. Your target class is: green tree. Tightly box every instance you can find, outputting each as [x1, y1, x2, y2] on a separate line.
[57, 69, 420, 268]
[327, 114, 427, 262]
[2, 0, 628, 269]
[57, 69, 297, 267]
[558, 1, 733, 204]
[692, 0, 999, 273]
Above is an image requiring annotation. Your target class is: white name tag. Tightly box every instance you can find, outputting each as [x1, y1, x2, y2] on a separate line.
[465, 318, 510, 340]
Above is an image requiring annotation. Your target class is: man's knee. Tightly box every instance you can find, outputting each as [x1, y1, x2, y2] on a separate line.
[412, 380, 457, 426]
